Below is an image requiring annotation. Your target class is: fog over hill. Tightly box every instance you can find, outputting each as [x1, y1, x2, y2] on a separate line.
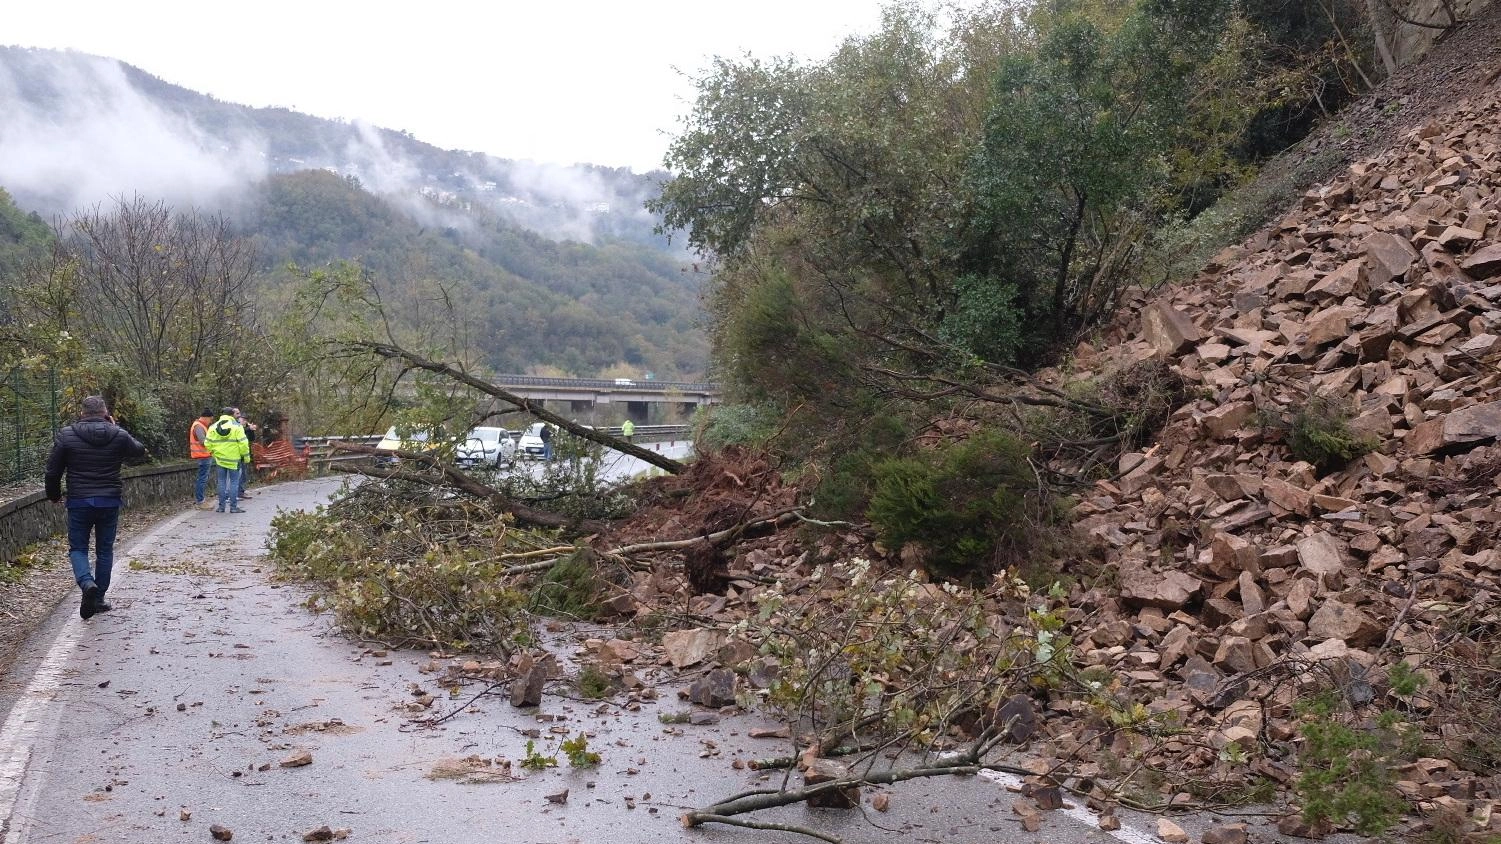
[0, 46, 669, 247]
[0, 46, 708, 381]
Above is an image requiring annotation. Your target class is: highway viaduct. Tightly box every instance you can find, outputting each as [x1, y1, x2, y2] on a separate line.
[480, 374, 721, 423]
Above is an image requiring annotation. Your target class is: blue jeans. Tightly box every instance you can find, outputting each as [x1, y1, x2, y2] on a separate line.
[195, 457, 213, 502]
[216, 464, 241, 509]
[543, 441, 553, 461]
[68, 506, 120, 596]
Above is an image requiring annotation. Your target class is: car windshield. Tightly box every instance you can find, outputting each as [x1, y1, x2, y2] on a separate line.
[384, 426, 432, 442]
[466, 427, 504, 445]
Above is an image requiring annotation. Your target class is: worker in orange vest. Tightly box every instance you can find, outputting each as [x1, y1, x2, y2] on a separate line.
[189, 408, 215, 509]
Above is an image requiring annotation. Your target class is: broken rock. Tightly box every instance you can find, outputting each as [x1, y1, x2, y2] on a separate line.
[1461, 243, 1501, 279]
[804, 758, 860, 809]
[1202, 823, 1249, 844]
[510, 661, 547, 708]
[1295, 533, 1345, 578]
[1157, 817, 1189, 843]
[1142, 302, 1204, 357]
[687, 669, 738, 708]
[661, 628, 723, 669]
[279, 749, 313, 768]
[1119, 567, 1202, 611]
[1307, 600, 1384, 647]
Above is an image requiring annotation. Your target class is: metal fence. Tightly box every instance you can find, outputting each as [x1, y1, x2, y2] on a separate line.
[0, 368, 59, 485]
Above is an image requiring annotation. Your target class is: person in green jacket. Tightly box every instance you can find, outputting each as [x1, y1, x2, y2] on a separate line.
[621, 419, 635, 443]
[204, 408, 250, 513]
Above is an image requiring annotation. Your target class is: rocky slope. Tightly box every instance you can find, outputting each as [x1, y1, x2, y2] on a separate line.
[1064, 67, 1501, 836]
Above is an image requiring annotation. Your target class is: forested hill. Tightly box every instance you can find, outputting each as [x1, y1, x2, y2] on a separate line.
[0, 46, 708, 379]
[245, 171, 707, 376]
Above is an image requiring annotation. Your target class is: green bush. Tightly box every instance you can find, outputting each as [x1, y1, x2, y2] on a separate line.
[1295, 693, 1414, 837]
[1286, 397, 1377, 474]
[866, 430, 1060, 581]
[694, 403, 776, 452]
[811, 410, 913, 520]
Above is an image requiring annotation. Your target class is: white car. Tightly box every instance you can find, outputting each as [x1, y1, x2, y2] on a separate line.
[517, 422, 555, 459]
[455, 426, 516, 469]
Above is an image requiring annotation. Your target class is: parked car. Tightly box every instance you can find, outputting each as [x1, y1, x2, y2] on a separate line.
[372, 425, 442, 466]
[517, 422, 555, 459]
[455, 426, 516, 469]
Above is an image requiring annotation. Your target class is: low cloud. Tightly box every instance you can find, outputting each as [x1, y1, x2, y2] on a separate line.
[0, 48, 266, 215]
[0, 47, 667, 248]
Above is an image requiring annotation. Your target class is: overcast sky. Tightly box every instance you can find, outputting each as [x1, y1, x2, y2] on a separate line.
[5, 0, 895, 172]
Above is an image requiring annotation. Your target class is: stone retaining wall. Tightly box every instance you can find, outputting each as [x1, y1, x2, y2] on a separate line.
[0, 462, 197, 564]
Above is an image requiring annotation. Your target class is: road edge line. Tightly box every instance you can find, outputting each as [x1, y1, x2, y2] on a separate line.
[0, 506, 197, 842]
[978, 768, 1160, 844]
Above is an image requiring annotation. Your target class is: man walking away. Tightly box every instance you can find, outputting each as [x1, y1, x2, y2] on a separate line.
[44, 396, 147, 619]
[621, 419, 635, 443]
[205, 408, 249, 514]
[190, 408, 215, 509]
[540, 422, 554, 461]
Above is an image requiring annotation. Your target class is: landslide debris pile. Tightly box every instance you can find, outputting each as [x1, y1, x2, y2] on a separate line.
[1063, 81, 1501, 827]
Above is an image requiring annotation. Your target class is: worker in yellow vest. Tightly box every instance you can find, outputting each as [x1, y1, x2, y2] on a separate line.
[204, 408, 250, 513]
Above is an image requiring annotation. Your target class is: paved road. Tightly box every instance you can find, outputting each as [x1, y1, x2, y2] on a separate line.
[0, 479, 1311, 844]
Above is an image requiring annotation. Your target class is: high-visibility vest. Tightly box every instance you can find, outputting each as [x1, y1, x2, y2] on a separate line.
[189, 417, 212, 459]
[204, 416, 250, 469]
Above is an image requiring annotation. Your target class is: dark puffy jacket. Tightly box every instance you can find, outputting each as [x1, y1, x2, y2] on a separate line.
[44, 419, 148, 502]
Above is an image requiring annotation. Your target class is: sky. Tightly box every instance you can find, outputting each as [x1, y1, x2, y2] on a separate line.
[3, 0, 895, 172]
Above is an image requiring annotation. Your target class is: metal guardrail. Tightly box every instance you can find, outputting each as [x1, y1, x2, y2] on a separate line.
[294, 435, 384, 464]
[295, 425, 691, 463]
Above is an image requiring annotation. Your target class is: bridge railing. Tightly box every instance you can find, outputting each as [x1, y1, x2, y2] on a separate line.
[484, 375, 719, 392]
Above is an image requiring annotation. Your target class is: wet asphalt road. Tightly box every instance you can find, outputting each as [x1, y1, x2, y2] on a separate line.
[0, 478, 1321, 844]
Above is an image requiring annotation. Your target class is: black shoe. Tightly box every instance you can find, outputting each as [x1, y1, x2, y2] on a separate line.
[229, 507, 247, 514]
[94, 601, 113, 614]
[80, 584, 99, 619]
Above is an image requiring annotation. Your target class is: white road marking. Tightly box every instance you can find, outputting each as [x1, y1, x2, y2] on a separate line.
[978, 769, 1161, 844]
[0, 506, 197, 842]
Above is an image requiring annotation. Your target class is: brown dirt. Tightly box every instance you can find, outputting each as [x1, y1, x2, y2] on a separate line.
[604, 446, 801, 547]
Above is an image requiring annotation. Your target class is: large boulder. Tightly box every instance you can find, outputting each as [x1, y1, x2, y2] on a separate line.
[1141, 302, 1203, 357]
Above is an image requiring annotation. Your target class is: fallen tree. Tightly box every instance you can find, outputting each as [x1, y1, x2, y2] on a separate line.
[345, 340, 686, 474]
[329, 443, 609, 534]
